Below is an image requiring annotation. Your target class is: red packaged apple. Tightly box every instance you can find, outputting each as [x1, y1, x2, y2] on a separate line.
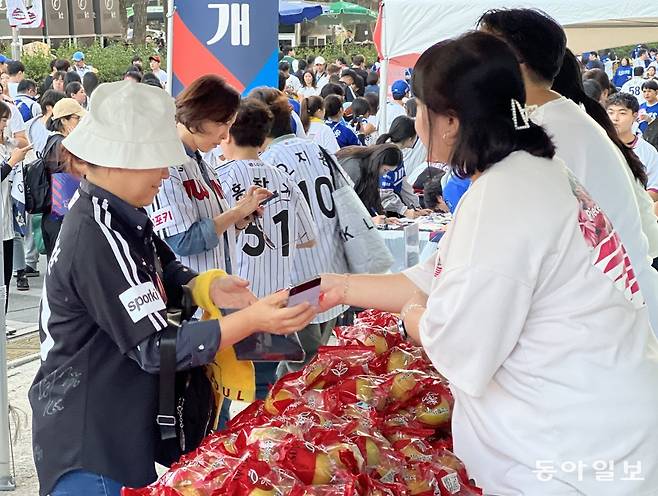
[302, 346, 380, 390]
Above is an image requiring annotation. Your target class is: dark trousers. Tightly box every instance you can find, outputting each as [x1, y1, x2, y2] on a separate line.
[3, 239, 12, 313]
[42, 214, 63, 259]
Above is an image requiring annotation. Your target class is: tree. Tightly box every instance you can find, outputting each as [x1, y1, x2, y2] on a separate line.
[118, 0, 129, 37]
[132, 0, 148, 45]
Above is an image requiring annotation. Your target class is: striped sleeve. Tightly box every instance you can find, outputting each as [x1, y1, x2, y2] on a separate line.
[73, 197, 169, 354]
[152, 164, 199, 238]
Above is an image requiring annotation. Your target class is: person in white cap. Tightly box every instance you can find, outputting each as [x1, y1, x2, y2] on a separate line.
[39, 97, 86, 258]
[28, 80, 318, 496]
[314, 56, 329, 89]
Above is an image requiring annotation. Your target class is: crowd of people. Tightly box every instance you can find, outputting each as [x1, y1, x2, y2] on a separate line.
[0, 49, 170, 322]
[4, 7, 658, 496]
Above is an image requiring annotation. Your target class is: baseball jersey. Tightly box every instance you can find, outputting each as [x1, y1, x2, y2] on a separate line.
[150, 151, 236, 274]
[639, 101, 658, 133]
[261, 135, 348, 323]
[307, 119, 340, 154]
[215, 159, 318, 297]
[621, 77, 647, 105]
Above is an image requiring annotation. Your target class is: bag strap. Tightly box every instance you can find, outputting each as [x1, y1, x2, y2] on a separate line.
[157, 286, 196, 442]
[157, 319, 178, 441]
[319, 146, 349, 188]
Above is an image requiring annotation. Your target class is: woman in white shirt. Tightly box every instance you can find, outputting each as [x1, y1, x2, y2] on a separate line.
[320, 32, 658, 495]
[297, 71, 320, 100]
[0, 101, 31, 310]
[300, 95, 339, 154]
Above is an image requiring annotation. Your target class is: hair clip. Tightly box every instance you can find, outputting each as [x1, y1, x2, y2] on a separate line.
[511, 98, 531, 130]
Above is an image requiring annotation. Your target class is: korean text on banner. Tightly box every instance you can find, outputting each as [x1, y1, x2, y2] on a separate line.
[172, 0, 279, 96]
[7, 0, 43, 28]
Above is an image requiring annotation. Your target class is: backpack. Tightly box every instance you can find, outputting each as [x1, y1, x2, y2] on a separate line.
[14, 97, 36, 122]
[23, 135, 60, 215]
[155, 287, 216, 467]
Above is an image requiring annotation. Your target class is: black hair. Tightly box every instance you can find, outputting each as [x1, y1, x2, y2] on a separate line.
[17, 79, 37, 94]
[301, 95, 324, 133]
[278, 61, 290, 72]
[324, 94, 343, 119]
[282, 47, 293, 56]
[364, 93, 379, 115]
[423, 175, 444, 210]
[477, 8, 566, 83]
[298, 59, 307, 72]
[351, 97, 371, 119]
[589, 51, 599, 58]
[606, 92, 640, 113]
[639, 49, 648, 57]
[0, 101, 11, 121]
[65, 81, 83, 98]
[642, 80, 658, 91]
[582, 79, 602, 102]
[82, 71, 99, 96]
[278, 70, 287, 91]
[52, 70, 66, 83]
[320, 83, 344, 98]
[582, 69, 611, 94]
[412, 31, 555, 178]
[301, 70, 316, 88]
[39, 89, 65, 111]
[376, 115, 416, 145]
[336, 57, 347, 66]
[49, 59, 57, 71]
[248, 87, 293, 138]
[131, 54, 142, 63]
[141, 72, 163, 89]
[553, 49, 647, 186]
[634, 66, 645, 77]
[126, 64, 143, 74]
[336, 144, 402, 214]
[405, 98, 417, 118]
[341, 68, 357, 82]
[46, 116, 65, 133]
[352, 54, 365, 66]
[7, 61, 25, 76]
[54, 59, 70, 72]
[306, 55, 315, 67]
[366, 72, 379, 86]
[124, 70, 143, 83]
[64, 71, 81, 87]
[230, 98, 274, 148]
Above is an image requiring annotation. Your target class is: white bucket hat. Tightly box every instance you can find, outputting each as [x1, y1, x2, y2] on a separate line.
[62, 80, 187, 170]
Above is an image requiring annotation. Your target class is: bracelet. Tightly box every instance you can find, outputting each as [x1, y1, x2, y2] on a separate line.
[342, 274, 351, 304]
[400, 303, 425, 322]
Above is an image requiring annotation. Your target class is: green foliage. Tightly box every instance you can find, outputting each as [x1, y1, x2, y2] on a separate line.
[295, 43, 379, 66]
[21, 41, 164, 84]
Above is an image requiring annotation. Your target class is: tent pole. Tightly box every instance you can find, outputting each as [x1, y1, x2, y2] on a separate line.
[378, 1, 388, 132]
[166, 0, 175, 96]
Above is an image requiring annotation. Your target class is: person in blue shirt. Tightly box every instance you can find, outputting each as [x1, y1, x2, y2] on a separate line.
[639, 79, 658, 133]
[324, 94, 360, 148]
[442, 173, 471, 213]
[612, 57, 634, 89]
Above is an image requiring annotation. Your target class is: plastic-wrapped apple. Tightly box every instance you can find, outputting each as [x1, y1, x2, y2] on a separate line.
[363, 333, 389, 354]
[386, 349, 412, 372]
[304, 363, 326, 389]
[415, 392, 451, 427]
[248, 489, 276, 496]
[403, 467, 432, 495]
[264, 389, 295, 416]
[390, 372, 417, 402]
[360, 437, 381, 467]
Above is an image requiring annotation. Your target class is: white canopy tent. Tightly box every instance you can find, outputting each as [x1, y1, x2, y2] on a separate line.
[374, 0, 658, 124]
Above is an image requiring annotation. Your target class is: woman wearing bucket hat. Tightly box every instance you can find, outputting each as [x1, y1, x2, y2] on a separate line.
[152, 75, 269, 276]
[28, 80, 318, 496]
[39, 97, 86, 257]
